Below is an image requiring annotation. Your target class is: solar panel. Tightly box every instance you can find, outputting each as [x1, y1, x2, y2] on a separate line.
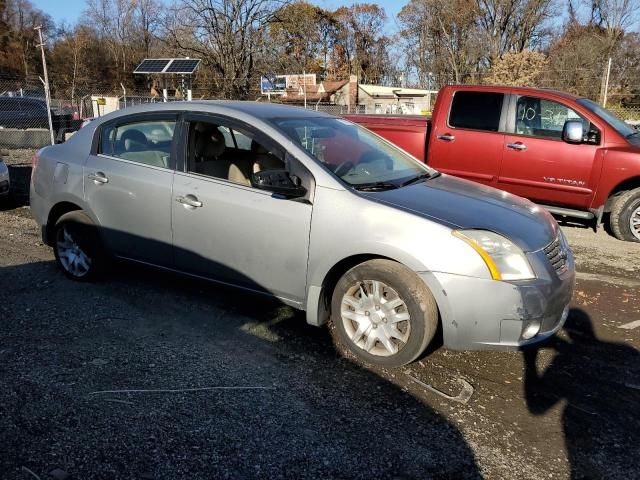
[164, 59, 201, 74]
[134, 59, 171, 73]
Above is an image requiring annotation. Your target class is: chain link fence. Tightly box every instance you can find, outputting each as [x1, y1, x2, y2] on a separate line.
[2, 74, 639, 153]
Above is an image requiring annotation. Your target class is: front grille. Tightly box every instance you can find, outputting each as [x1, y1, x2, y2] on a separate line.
[544, 236, 568, 274]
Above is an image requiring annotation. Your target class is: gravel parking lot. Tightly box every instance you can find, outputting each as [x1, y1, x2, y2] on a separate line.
[1, 150, 639, 479]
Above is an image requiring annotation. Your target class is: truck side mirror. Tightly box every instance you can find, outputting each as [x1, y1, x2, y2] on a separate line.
[562, 120, 584, 144]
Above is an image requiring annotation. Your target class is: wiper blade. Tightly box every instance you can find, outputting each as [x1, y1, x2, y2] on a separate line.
[353, 181, 398, 191]
[626, 131, 639, 138]
[400, 172, 439, 187]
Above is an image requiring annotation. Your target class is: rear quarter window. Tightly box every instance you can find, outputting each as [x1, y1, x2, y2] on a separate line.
[449, 91, 504, 132]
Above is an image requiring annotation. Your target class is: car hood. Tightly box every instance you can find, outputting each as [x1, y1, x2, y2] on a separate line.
[362, 174, 557, 252]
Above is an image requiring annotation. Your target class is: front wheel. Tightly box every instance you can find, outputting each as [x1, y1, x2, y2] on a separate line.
[54, 211, 106, 280]
[609, 188, 640, 242]
[328, 259, 438, 367]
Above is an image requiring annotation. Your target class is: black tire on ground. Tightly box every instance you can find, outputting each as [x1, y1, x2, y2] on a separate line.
[328, 259, 439, 367]
[53, 210, 107, 281]
[609, 188, 640, 242]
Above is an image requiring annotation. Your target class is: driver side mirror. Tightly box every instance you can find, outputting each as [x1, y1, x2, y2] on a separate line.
[251, 169, 307, 198]
[562, 120, 584, 144]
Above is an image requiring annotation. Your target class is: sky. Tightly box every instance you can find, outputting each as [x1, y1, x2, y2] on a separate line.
[31, 0, 404, 30]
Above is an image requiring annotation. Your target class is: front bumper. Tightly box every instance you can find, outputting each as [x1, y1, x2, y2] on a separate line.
[419, 246, 575, 350]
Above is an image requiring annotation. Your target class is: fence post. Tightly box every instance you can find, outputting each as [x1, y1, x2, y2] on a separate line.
[35, 25, 55, 145]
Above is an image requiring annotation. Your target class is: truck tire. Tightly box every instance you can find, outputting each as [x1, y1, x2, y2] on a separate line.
[53, 211, 107, 280]
[328, 259, 438, 367]
[609, 188, 640, 242]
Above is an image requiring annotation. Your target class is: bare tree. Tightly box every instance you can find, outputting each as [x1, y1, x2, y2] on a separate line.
[333, 3, 393, 84]
[476, 0, 556, 62]
[586, 0, 637, 102]
[164, 0, 287, 99]
[590, 0, 637, 40]
[85, 0, 137, 80]
[135, 0, 162, 58]
[398, 0, 481, 86]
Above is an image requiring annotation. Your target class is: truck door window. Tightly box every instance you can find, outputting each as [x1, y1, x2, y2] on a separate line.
[514, 96, 589, 140]
[449, 91, 504, 132]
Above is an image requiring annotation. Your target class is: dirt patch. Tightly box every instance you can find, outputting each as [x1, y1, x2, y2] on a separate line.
[561, 223, 640, 278]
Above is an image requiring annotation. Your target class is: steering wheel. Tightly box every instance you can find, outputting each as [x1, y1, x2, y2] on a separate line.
[333, 160, 355, 177]
[357, 150, 394, 170]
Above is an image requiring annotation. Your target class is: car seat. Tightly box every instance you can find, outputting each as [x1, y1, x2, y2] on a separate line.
[251, 139, 283, 173]
[117, 129, 170, 168]
[194, 125, 251, 185]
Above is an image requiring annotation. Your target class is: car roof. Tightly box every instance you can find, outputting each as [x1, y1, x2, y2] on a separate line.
[99, 100, 334, 123]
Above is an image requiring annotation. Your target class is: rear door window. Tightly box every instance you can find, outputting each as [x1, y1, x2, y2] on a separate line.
[449, 91, 504, 132]
[99, 118, 176, 169]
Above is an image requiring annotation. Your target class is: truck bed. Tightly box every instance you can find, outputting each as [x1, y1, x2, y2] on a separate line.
[343, 114, 431, 162]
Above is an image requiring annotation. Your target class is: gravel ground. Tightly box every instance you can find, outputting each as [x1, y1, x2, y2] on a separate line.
[1, 149, 639, 480]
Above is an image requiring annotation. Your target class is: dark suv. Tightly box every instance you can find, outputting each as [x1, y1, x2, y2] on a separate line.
[0, 96, 81, 142]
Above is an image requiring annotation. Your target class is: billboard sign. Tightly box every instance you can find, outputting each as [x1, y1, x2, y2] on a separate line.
[261, 74, 287, 94]
[261, 74, 317, 94]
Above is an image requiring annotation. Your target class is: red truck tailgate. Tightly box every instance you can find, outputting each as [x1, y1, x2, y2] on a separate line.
[343, 114, 431, 162]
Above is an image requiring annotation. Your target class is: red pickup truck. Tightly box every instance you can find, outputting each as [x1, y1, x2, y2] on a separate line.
[346, 85, 640, 242]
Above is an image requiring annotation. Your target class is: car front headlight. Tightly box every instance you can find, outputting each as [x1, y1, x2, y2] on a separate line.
[453, 230, 535, 281]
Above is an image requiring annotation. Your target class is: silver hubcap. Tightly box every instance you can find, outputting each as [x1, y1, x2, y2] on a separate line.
[57, 227, 91, 277]
[341, 280, 411, 357]
[631, 206, 640, 240]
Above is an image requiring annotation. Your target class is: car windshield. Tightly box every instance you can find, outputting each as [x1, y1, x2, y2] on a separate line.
[577, 98, 636, 138]
[272, 116, 436, 189]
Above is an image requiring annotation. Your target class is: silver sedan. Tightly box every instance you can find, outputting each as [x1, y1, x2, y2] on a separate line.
[30, 102, 575, 366]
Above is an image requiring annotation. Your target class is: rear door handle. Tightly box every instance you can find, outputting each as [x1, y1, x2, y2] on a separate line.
[506, 142, 527, 151]
[176, 194, 203, 208]
[437, 134, 455, 142]
[87, 172, 109, 184]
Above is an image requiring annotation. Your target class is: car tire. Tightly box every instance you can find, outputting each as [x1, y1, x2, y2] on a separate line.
[328, 259, 438, 367]
[53, 211, 106, 281]
[609, 188, 640, 242]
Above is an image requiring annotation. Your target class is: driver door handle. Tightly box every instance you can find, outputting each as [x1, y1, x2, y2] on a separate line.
[87, 172, 109, 184]
[437, 134, 455, 142]
[176, 195, 203, 208]
[507, 142, 527, 151]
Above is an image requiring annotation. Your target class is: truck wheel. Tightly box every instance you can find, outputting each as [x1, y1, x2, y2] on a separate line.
[609, 188, 640, 242]
[53, 211, 107, 280]
[328, 259, 438, 367]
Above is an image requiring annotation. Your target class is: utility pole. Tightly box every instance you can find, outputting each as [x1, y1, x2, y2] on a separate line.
[303, 70, 307, 109]
[35, 25, 55, 145]
[602, 57, 612, 108]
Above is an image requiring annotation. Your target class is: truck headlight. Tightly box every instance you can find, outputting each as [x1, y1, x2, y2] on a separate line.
[453, 230, 535, 281]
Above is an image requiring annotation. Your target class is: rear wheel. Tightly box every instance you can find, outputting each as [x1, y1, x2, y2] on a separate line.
[609, 188, 640, 242]
[328, 259, 438, 367]
[53, 211, 106, 280]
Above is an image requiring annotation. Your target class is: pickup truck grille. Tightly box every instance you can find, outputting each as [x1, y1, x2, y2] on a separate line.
[544, 236, 568, 275]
